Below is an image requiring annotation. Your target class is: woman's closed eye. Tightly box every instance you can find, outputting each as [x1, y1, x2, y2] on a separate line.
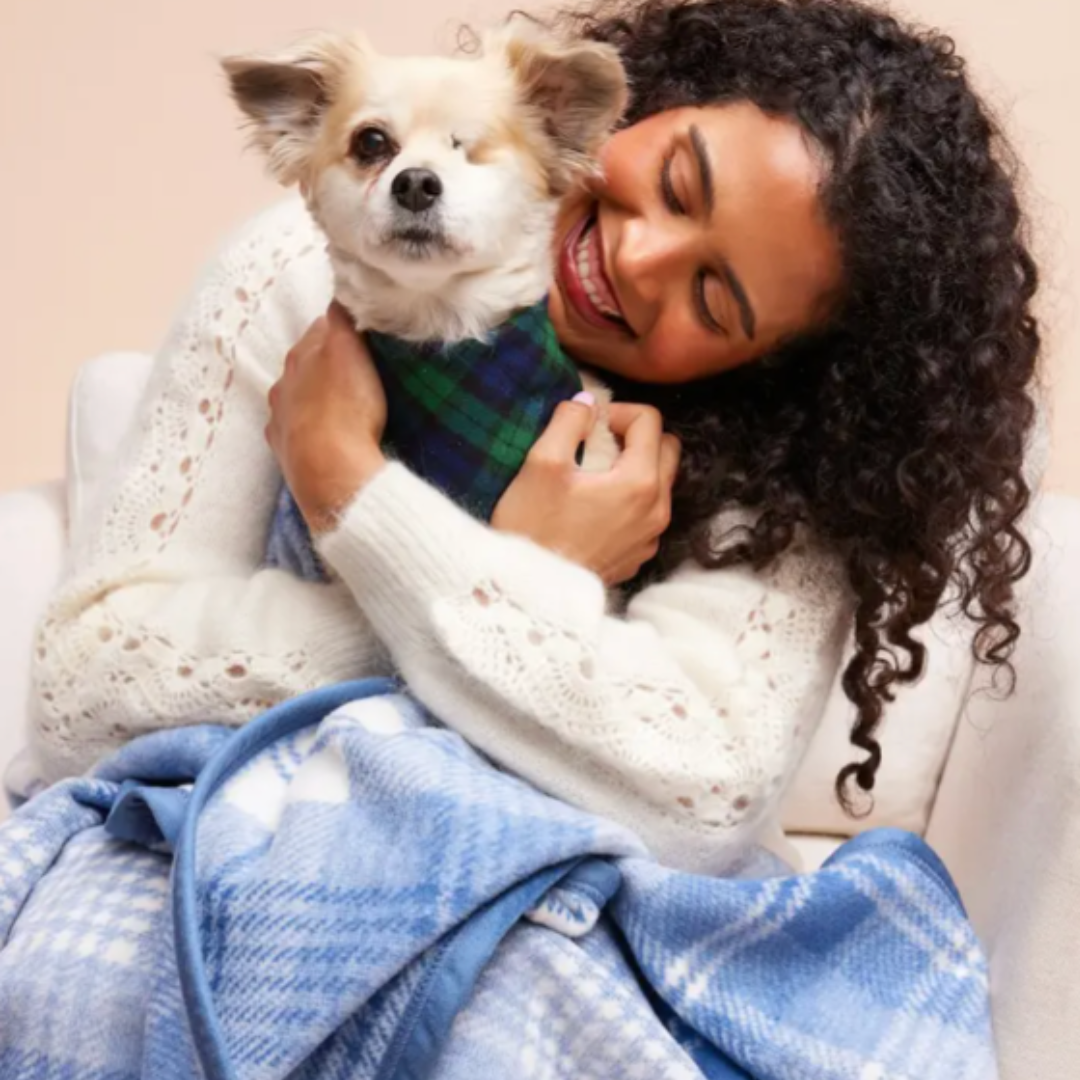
[660, 153, 686, 215]
[659, 137, 707, 217]
[660, 152, 728, 335]
[695, 273, 728, 336]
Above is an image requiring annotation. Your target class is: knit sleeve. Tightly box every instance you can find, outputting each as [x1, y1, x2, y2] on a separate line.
[31, 197, 388, 782]
[318, 463, 852, 873]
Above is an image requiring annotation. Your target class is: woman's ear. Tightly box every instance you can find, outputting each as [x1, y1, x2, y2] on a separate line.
[221, 32, 364, 186]
[491, 20, 628, 190]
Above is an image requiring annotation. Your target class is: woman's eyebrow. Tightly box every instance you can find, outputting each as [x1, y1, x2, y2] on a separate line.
[689, 124, 715, 215]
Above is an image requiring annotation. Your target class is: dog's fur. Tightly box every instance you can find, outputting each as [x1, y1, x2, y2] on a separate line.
[223, 24, 625, 358]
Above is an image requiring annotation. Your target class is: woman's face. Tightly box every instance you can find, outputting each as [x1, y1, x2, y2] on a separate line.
[550, 102, 844, 384]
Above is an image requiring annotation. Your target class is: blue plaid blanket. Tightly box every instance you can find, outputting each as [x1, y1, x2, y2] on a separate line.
[0, 680, 997, 1079]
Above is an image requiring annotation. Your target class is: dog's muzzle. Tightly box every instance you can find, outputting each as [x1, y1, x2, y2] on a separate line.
[384, 168, 452, 258]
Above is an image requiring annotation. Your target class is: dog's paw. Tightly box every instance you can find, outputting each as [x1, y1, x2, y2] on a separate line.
[578, 372, 618, 472]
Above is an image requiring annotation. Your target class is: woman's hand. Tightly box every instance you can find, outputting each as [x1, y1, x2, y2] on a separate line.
[492, 397, 681, 586]
[266, 302, 387, 534]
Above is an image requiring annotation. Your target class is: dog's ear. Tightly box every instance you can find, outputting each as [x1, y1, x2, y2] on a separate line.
[491, 21, 628, 191]
[222, 32, 362, 185]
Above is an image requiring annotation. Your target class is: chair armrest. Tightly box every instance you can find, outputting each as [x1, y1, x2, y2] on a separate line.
[926, 491, 1080, 1080]
[0, 481, 68, 791]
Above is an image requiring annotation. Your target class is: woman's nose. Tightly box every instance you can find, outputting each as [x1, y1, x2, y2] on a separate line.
[614, 217, 688, 308]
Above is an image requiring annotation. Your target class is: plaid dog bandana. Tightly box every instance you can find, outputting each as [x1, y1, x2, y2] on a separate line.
[266, 298, 582, 580]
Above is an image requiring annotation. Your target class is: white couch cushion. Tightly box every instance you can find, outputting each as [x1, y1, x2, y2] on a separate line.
[0, 482, 68, 816]
[925, 493, 1080, 1079]
[782, 607, 974, 837]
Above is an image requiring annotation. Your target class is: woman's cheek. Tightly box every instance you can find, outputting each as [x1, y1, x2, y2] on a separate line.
[640, 336, 696, 384]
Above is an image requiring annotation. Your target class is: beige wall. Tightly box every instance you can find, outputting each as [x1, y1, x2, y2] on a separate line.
[1, 0, 1076, 492]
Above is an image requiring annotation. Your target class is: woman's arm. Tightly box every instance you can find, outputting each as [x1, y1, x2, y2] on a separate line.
[318, 464, 852, 873]
[31, 198, 388, 781]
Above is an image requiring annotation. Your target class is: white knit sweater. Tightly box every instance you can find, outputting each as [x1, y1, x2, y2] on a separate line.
[31, 197, 852, 873]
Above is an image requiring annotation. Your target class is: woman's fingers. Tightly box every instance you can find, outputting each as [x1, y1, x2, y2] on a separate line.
[659, 433, 682, 487]
[301, 314, 329, 349]
[528, 394, 598, 466]
[650, 434, 681, 536]
[608, 403, 665, 472]
[607, 402, 662, 439]
[283, 318, 323, 377]
[326, 300, 355, 333]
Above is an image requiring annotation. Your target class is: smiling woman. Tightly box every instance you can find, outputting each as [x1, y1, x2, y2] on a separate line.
[551, 101, 843, 382]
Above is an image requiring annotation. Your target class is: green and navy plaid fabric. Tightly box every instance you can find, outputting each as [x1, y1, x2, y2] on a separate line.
[266, 298, 582, 579]
[369, 298, 583, 517]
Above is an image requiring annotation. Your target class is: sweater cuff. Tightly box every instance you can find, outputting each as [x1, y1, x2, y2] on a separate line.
[315, 462, 602, 648]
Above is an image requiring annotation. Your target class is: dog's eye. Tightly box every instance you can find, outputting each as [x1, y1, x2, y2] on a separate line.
[451, 136, 463, 151]
[351, 127, 394, 164]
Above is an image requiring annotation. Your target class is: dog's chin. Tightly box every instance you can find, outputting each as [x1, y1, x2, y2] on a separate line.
[383, 228, 456, 262]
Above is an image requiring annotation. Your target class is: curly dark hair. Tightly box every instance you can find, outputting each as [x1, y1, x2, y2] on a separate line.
[551, 0, 1041, 809]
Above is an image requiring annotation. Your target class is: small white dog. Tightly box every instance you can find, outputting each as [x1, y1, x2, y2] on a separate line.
[223, 21, 625, 352]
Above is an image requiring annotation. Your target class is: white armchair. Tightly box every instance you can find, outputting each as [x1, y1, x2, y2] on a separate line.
[0, 480, 67, 777]
[1, 354, 1076, 1078]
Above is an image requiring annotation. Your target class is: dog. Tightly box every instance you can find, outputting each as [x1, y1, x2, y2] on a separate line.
[222, 21, 627, 501]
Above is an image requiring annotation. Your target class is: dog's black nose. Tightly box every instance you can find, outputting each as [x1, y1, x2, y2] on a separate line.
[391, 168, 443, 213]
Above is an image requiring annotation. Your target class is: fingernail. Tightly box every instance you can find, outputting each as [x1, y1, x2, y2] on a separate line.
[572, 391, 595, 407]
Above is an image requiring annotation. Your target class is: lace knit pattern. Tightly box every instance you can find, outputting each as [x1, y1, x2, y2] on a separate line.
[32, 196, 852, 871]
[435, 557, 833, 833]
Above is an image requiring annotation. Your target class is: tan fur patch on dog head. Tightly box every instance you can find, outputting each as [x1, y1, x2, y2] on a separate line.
[223, 23, 626, 198]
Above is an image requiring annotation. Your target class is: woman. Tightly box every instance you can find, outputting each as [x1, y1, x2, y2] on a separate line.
[30, 0, 1038, 873]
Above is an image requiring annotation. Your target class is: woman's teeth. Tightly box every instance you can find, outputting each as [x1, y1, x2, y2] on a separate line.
[575, 221, 622, 320]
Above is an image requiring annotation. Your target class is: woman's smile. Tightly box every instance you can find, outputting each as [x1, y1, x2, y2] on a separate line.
[556, 207, 633, 335]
